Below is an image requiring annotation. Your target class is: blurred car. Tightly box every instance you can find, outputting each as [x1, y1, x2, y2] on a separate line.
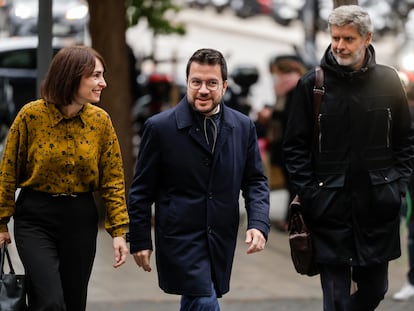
[0, 36, 77, 125]
[185, 0, 231, 13]
[230, 0, 272, 18]
[184, 0, 211, 9]
[5, 0, 88, 38]
[211, 0, 231, 12]
[0, 36, 78, 156]
[272, 0, 304, 26]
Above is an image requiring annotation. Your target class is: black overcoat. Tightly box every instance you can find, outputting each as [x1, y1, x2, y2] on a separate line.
[284, 45, 414, 265]
[128, 97, 270, 297]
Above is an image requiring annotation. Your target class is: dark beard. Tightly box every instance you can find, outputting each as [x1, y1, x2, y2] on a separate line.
[189, 99, 220, 116]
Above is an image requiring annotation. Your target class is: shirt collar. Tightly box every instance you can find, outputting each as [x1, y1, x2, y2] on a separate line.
[48, 101, 88, 127]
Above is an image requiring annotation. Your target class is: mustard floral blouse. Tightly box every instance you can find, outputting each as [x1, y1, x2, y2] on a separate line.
[0, 99, 129, 237]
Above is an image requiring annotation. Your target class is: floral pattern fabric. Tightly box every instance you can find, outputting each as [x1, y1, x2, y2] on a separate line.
[0, 99, 129, 236]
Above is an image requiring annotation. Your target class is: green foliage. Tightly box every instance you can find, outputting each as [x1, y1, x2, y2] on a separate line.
[125, 0, 186, 36]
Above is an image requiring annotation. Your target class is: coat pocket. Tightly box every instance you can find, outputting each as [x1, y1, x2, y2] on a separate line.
[304, 174, 346, 221]
[368, 168, 401, 221]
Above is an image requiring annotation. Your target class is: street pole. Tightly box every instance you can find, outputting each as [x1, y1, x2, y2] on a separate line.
[37, 0, 53, 98]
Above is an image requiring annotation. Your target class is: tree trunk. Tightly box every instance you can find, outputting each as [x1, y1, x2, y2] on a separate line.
[333, 0, 358, 8]
[87, 0, 134, 191]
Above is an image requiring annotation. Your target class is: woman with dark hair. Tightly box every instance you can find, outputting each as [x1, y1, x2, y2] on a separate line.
[0, 45, 129, 311]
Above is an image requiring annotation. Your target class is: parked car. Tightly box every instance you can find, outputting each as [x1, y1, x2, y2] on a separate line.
[211, 0, 231, 13]
[184, 0, 211, 10]
[0, 36, 77, 123]
[5, 0, 88, 38]
[230, 0, 272, 18]
[272, 0, 304, 26]
[0, 36, 78, 157]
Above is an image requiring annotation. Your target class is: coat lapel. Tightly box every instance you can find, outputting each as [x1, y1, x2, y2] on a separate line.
[175, 97, 210, 152]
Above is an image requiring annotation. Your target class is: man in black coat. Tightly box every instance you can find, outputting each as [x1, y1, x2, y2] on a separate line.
[283, 5, 414, 310]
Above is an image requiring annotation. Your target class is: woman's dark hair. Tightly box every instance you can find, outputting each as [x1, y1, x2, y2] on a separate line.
[41, 45, 106, 106]
[186, 48, 227, 81]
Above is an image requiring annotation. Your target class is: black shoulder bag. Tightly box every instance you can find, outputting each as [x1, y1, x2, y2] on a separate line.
[0, 243, 27, 311]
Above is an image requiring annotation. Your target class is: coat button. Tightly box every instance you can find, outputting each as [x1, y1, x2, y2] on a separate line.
[319, 182, 324, 187]
[208, 192, 213, 199]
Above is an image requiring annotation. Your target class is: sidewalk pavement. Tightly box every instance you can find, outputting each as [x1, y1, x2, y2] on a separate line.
[6, 192, 413, 310]
[82, 224, 411, 311]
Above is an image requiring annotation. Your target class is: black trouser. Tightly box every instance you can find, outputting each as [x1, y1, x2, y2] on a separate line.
[13, 188, 98, 311]
[319, 262, 388, 311]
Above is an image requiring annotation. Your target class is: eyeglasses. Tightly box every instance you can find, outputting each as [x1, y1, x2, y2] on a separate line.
[188, 78, 221, 91]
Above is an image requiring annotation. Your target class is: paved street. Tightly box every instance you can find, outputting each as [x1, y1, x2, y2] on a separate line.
[84, 221, 412, 311]
[75, 191, 412, 310]
[6, 195, 412, 310]
[86, 299, 410, 311]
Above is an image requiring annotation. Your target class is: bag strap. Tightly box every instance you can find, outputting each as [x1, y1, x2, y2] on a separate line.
[291, 66, 325, 206]
[0, 243, 15, 278]
[0, 244, 4, 278]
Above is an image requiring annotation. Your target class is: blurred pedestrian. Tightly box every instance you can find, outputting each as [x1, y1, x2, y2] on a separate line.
[283, 5, 414, 310]
[0, 46, 129, 311]
[266, 54, 307, 231]
[127, 48, 270, 311]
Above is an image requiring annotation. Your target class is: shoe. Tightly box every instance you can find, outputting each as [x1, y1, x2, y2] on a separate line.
[393, 283, 414, 301]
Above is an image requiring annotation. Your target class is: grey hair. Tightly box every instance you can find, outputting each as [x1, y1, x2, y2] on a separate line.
[328, 5, 374, 37]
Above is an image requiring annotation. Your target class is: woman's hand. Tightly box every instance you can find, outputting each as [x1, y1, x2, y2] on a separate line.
[112, 236, 128, 268]
[0, 231, 11, 246]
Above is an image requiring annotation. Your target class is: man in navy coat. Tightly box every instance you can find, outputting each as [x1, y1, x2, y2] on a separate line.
[127, 48, 270, 310]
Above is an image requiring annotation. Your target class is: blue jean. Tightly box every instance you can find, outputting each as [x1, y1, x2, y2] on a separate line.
[180, 283, 220, 311]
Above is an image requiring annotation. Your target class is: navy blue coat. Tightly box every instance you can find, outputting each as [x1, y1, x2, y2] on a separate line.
[128, 97, 270, 297]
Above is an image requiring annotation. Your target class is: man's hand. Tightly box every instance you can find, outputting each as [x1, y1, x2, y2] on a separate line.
[245, 228, 266, 254]
[132, 249, 153, 272]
